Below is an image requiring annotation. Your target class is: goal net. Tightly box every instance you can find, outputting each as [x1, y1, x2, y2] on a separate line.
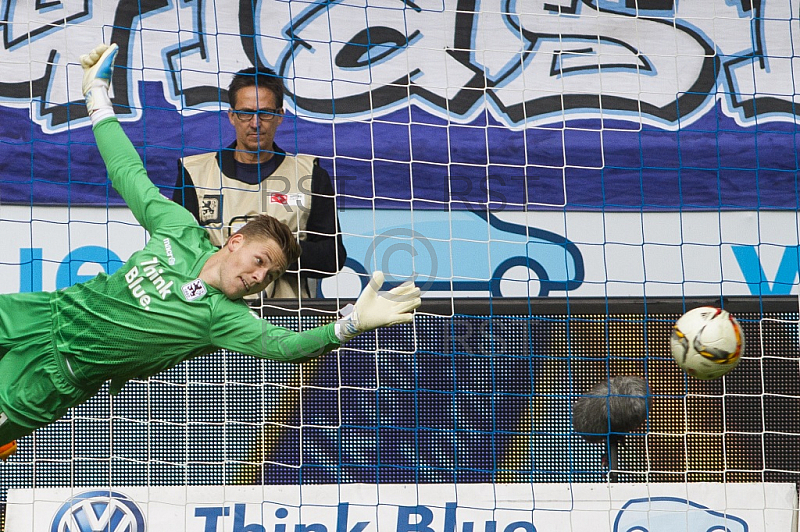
[1, 1, 800, 531]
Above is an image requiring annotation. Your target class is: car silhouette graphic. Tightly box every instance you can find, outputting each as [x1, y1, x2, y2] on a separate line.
[614, 497, 749, 532]
[319, 209, 584, 298]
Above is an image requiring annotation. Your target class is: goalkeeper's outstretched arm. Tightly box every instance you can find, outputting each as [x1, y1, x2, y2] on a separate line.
[81, 43, 197, 233]
[215, 270, 422, 361]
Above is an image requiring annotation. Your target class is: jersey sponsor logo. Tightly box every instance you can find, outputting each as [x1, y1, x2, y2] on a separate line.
[182, 279, 207, 301]
[124, 257, 174, 311]
[162, 238, 176, 265]
[50, 490, 146, 532]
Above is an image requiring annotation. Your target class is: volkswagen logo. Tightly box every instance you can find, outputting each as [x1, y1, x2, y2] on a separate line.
[50, 490, 145, 532]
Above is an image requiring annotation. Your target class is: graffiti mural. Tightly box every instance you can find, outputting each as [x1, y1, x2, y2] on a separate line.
[0, 0, 798, 208]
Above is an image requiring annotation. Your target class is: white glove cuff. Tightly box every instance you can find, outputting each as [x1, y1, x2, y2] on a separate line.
[335, 304, 360, 342]
[89, 107, 114, 127]
[86, 86, 114, 126]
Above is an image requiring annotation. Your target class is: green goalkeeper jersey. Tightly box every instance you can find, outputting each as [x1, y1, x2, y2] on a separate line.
[50, 118, 340, 394]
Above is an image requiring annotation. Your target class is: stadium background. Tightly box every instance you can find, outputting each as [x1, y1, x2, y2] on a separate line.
[1, 0, 800, 530]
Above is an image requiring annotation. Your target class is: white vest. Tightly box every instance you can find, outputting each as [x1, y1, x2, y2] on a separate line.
[181, 152, 316, 298]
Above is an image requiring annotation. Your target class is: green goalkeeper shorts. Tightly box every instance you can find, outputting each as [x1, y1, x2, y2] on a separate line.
[0, 291, 96, 444]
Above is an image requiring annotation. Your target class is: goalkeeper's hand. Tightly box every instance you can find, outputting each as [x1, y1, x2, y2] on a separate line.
[336, 271, 421, 342]
[80, 43, 118, 123]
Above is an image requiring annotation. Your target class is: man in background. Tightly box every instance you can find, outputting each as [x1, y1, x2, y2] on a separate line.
[173, 67, 346, 299]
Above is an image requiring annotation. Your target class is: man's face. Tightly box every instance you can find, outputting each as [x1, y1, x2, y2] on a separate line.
[219, 233, 286, 299]
[228, 86, 284, 163]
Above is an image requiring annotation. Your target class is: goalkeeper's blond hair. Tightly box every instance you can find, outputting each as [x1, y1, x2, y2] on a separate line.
[233, 215, 302, 270]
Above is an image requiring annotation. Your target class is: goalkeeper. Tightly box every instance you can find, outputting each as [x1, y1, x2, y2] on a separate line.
[0, 43, 420, 460]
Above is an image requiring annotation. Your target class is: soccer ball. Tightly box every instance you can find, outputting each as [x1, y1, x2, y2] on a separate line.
[670, 306, 745, 380]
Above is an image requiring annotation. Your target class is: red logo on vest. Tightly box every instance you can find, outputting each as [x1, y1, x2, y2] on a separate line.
[270, 193, 288, 204]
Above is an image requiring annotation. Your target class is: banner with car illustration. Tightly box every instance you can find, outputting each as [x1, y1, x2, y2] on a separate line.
[0, 1, 799, 211]
[3, 205, 800, 298]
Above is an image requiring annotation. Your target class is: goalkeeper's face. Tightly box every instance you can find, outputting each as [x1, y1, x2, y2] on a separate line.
[218, 233, 286, 298]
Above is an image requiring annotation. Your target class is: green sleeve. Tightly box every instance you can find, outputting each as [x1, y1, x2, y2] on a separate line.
[209, 303, 342, 361]
[93, 117, 196, 234]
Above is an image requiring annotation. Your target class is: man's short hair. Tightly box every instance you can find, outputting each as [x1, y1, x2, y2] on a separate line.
[235, 215, 302, 271]
[228, 67, 284, 109]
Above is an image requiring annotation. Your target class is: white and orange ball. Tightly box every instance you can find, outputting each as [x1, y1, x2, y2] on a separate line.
[670, 306, 744, 380]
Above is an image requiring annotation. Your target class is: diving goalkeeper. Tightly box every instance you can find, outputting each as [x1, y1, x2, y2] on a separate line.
[0, 43, 420, 460]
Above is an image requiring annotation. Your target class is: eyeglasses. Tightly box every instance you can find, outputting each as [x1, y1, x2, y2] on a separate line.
[230, 108, 282, 122]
